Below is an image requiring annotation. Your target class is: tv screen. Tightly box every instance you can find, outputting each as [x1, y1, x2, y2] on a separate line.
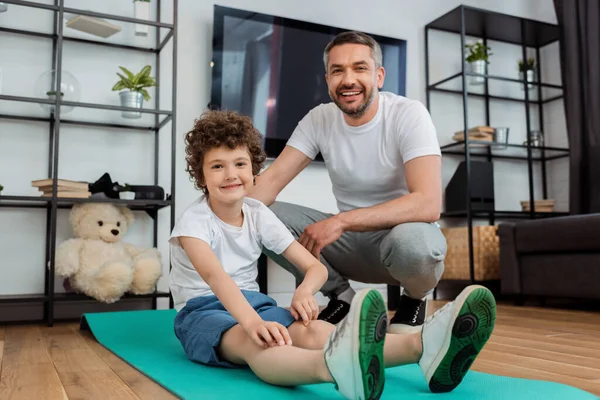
[210, 5, 407, 161]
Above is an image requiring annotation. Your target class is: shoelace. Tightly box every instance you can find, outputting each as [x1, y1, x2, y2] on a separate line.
[326, 304, 344, 318]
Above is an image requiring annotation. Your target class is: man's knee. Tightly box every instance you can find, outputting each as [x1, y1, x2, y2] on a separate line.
[380, 222, 446, 278]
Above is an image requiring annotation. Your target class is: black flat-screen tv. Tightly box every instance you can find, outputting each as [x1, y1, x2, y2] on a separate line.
[210, 5, 407, 161]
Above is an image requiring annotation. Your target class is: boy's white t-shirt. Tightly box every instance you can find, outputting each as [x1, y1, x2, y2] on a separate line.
[168, 195, 295, 311]
[286, 91, 441, 212]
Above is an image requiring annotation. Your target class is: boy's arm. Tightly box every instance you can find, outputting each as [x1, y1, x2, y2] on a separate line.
[179, 236, 291, 347]
[280, 241, 328, 323]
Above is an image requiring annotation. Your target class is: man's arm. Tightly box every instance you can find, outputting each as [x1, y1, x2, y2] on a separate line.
[336, 155, 442, 231]
[248, 146, 312, 206]
[297, 154, 442, 258]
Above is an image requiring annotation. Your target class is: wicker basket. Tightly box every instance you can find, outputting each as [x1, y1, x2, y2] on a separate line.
[440, 225, 500, 281]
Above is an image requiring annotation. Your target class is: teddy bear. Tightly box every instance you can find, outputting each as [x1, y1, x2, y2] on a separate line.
[55, 202, 163, 303]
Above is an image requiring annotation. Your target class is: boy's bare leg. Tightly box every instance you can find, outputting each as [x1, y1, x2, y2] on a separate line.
[289, 319, 423, 367]
[219, 324, 333, 386]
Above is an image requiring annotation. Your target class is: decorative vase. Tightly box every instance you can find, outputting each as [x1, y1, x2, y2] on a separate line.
[34, 69, 81, 114]
[468, 60, 486, 85]
[119, 191, 135, 200]
[0, 3, 8, 13]
[119, 91, 143, 119]
[519, 69, 536, 91]
[133, 1, 149, 37]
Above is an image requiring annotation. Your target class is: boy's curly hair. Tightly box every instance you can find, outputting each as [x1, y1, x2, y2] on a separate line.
[184, 109, 266, 195]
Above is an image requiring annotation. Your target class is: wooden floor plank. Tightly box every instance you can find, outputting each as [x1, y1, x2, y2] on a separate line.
[489, 334, 600, 360]
[43, 322, 141, 400]
[78, 327, 176, 400]
[0, 326, 4, 369]
[485, 341, 600, 374]
[474, 358, 600, 396]
[0, 359, 68, 400]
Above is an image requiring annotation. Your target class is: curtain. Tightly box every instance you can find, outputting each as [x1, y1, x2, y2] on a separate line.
[553, 0, 600, 214]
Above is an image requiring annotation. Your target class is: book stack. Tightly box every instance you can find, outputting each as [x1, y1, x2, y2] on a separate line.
[31, 179, 91, 198]
[520, 199, 555, 213]
[453, 126, 495, 142]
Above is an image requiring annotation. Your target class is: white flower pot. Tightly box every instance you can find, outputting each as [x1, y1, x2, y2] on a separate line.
[119, 191, 135, 200]
[519, 70, 536, 91]
[134, 1, 150, 37]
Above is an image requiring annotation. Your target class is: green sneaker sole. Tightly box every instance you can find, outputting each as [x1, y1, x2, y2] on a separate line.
[358, 290, 388, 400]
[429, 286, 496, 393]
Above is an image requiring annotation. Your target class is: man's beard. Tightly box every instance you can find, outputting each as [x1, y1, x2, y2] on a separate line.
[330, 84, 376, 118]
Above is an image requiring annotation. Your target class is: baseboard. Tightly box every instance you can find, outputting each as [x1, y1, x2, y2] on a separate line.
[0, 298, 155, 323]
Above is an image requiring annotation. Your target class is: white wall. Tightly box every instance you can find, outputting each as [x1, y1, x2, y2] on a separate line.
[0, 0, 565, 308]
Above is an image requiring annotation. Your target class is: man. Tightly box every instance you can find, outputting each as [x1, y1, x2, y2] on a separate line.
[248, 31, 446, 334]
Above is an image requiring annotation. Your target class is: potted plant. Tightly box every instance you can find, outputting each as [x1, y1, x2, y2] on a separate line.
[0, 184, 4, 195]
[518, 57, 536, 90]
[133, 0, 150, 36]
[465, 42, 492, 85]
[111, 65, 156, 119]
[119, 183, 135, 200]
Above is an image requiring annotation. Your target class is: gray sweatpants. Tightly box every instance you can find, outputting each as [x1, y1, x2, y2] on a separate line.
[265, 201, 447, 300]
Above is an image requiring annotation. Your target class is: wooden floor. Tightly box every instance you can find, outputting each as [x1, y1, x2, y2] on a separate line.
[1, 302, 599, 399]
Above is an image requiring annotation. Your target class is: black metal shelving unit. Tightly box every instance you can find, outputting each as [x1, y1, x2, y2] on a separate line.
[0, 0, 178, 325]
[425, 6, 569, 287]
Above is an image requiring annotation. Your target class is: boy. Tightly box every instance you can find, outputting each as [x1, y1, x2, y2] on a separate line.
[169, 110, 496, 399]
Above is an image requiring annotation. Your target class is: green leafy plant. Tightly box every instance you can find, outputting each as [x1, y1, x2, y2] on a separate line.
[0, 184, 4, 192]
[121, 183, 133, 192]
[518, 57, 536, 72]
[111, 65, 156, 101]
[465, 42, 492, 63]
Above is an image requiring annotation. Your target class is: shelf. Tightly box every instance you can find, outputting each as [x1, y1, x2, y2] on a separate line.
[0, 94, 172, 130]
[428, 72, 563, 104]
[2, 0, 174, 29]
[0, 195, 172, 211]
[441, 141, 569, 161]
[0, 94, 171, 116]
[0, 292, 170, 304]
[0, 26, 170, 54]
[441, 210, 570, 219]
[426, 5, 559, 47]
[0, 294, 48, 303]
[53, 291, 171, 302]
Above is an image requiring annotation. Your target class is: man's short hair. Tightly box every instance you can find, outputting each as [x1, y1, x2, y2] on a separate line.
[323, 31, 383, 71]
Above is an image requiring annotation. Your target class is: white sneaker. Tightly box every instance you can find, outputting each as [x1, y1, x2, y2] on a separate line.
[419, 285, 496, 393]
[324, 289, 388, 400]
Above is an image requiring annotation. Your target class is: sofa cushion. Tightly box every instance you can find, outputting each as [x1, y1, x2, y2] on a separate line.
[513, 213, 600, 253]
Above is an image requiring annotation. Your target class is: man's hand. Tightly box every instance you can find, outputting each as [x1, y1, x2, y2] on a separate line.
[290, 286, 320, 325]
[243, 319, 292, 348]
[298, 216, 345, 258]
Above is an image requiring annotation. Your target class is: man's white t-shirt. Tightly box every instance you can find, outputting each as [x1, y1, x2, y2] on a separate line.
[286, 91, 441, 212]
[168, 195, 295, 311]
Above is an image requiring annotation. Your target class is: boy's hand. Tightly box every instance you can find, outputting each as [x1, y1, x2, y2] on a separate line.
[290, 286, 319, 325]
[243, 319, 292, 348]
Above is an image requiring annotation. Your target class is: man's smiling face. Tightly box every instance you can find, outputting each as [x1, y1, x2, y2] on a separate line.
[325, 43, 384, 118]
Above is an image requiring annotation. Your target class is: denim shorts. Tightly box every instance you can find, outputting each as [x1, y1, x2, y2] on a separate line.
[174, 290, 296, 368]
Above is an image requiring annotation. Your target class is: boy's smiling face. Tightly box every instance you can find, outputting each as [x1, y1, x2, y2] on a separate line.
[202, 145, 254, 204]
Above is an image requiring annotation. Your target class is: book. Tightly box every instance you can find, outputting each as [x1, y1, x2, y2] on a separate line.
[41, 191, 92, 198]
[31, 179, 89, 191]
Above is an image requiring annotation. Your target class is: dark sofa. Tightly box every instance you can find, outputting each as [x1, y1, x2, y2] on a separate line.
[497, 214, 600, 301]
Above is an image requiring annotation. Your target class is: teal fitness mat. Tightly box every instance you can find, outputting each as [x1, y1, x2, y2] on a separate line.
[81, 309, 598, 400]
